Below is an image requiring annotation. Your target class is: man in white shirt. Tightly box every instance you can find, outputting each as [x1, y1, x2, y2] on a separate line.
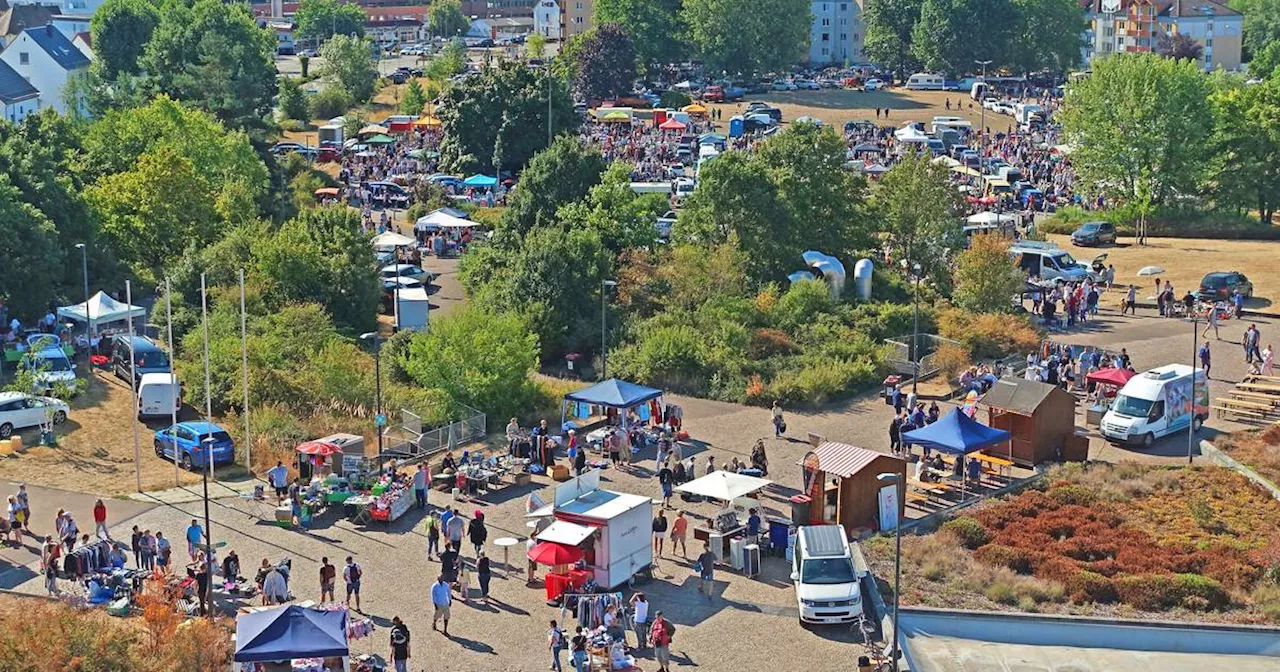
[266, 461, 290, 502]
[413, 465, 428, 510]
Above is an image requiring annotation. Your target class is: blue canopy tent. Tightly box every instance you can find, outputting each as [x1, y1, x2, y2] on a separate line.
[234, 605, 349, 666]
[463, 174, 498, 188]
[901, 408, 1010, 455]
[561, 378, 665, 435]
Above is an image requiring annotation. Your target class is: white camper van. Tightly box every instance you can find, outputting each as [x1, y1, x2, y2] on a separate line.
[1101, 364, 1209, 447]
[905, 73, 945, 90]
[792, 525, 863, 624]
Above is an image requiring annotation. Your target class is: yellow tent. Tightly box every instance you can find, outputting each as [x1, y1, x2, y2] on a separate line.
[600, 110, 632, 123]
[682, 103, 708, 115]
[412, 116, 442, 127]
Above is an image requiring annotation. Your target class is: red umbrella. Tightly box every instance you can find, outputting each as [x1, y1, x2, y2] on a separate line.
[296, 441, 341, 456]
[1086, 367, 1135, 387]
[527, 541, 584, 566]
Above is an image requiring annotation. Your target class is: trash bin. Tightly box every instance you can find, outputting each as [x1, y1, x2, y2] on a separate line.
[882, 375, 902, 403]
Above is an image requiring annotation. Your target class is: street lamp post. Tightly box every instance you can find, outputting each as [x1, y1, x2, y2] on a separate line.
[74, 243, 90, 361]
[361, 333, 385, 461]
[911, 263, 921, 396]
[600, 279, 617, 380]
[1189, 312, 1198, 465]
[876, 472, 904, 672]
[975, 60, 991, 159]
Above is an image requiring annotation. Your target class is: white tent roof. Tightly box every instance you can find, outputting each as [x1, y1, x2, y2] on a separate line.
[415, 210, 478, 231]
[674, 471, 772, 501]
[371, 231, 415, 247]
[966, 212, 1017, 225]
[397, 286, 430, 303]
[893, 124, 929, 142]
[57, 291, 145, 325]
[537, 520, 597, 546]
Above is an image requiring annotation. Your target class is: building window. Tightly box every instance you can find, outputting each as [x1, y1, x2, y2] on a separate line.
[821, 18, 829, 26]
[840, 2, 846, 8]
[822, 33, 829, 41]
[840, 33, 847, 41]
[822, 47, 829, 55]
[19, 52, 29, 65]
[575, 1, 582, 8]
[1205, 38, 1212, 46]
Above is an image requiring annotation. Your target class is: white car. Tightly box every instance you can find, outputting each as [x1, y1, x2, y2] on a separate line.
[795, 78, 821, 90]
[863, 78, 885, 91]
[22, 346, 77, 395]
[0, 391, 68, 438]
[982, 97, 1002, 111]
[995, 102, 1016, 116]
[773, 79, 798, 91]
[793, 525, 863, 624]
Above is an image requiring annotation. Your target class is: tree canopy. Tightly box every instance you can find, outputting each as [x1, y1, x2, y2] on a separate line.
[1209, 75, 1280, 226]
[872, 150, 964, 289]
[863, 0, 923, 75]
[0, 176, 64, 317]
[294, 0, 366, 42]
[89, 0, 161, 78]
[952, 233, 1022, 313]
[572, 23, 639, 102]
[911, 0, 1015, 74]
[499, 137, 607, 239]
[428, 0, 470, 38]
[595, 0, 684, 70]
[680, 0, 811, 74]
[319, 34, 379, 104]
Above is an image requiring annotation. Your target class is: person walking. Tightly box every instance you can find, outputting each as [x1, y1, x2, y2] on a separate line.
[320, 557, 336, 602]
[1202, 305, 1220, 340]
[344, 556, 363, 612]
[650, 611, 674, 672]
[42, 535, 60, 596]
[4, 496, 20, 546]
[1244, 324, 1262, 364]
[185, 519, 203, 563]
[92, 499, 110, 540]
[770, 400, 784, 437]
[389, 616, 411, 672]
[696, 542, 717, 598]
[477, 551, 492, 603]
[651, 510, 668, 558]
[1199, 341, 1212, 380]
[426, 511, 441, 560]
[630, 592, 650, 649]
[130, 525, 142, 567]
[446, 507, 465, 553]
[431, 574, 452, 635]
[155, 531, 171, 574]
[61, 513, 78, 552]
[468, 511, 488, 557]
[670, 510, 688, 558]
[1263, 343, 1275, 376]
[1124, 285, 1137, 315]
[570, 626, 589, 672]
[548, 619, 565, 672]
[658, 460, 674, 508]
[15, 483, 29, 534]
[413, 464, 428, 510]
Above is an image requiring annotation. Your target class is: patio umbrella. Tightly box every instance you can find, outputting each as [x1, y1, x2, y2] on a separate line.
[527, 541, 583, 566]
[296, 441, 340, 457]
[371, 231, 415, 247]
[1137, 266, 1165, 276]
[358, 124, 390, 136]
[313, 187, 339, 198]
[658, 118, 687, 130]
[411, 116, 441, 127]
[1086, 367, 1136, 387]
[681, 103, 708, 114]
[599, 110, 631, 123]
[364, 134, 396, 145]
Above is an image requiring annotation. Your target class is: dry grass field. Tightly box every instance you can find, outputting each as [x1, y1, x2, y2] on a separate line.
[708, 88, 1005, 132]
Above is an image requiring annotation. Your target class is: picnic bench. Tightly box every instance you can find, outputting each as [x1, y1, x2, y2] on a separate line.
[1229, 390, 1280, 402]
[1211, 404, 1269, 420]
[1236, 382, 1280, 393]
[971, 452, 1014, 478]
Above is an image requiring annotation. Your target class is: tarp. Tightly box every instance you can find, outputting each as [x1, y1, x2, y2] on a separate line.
[658, 118, 686, 130]
[564, 378, 662, 408]
[234, 605, 348, 662]
[537, 520, 597, 546]
[357, 124, 389, 136]
[371, 231, 415, 247]
[364, 134, 396, 145]
[1086, 367, 1136, 387]
[674, 471, 772, 501]
[966, 212, 1017, 225]
[463, 174, 497, 188]
[415, 210, 477, 231]
[901, 408, 1010, 455]
[57, 291, 146, 325]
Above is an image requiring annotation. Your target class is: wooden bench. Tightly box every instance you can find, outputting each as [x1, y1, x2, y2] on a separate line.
[905, 491, 930, 505]
[1229, 390, 1280, 402]
[1211, 404, 1269, 419]
[1236, 382, 1280, 393]
[1219, 398, 1275, 411]
[1243, 375, 1280, 383]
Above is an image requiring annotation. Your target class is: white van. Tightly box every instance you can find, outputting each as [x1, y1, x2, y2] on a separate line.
[905, 73, 945, 90]
[970, 81, 988, 101]
[1101, 364, 1209, 448]
[1009, 241, 1092, 283]
[791, 525, 863, 624]
[138, 373, 182, 419]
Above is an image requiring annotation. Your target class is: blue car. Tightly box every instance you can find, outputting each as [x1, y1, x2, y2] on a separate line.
[154, 422, 236, 470]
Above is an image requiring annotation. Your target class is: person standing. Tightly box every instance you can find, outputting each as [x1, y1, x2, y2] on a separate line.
[573, 445, 587, 477]
[425, 511, 441, 560]
[140, 529, 156, 571]
[130, 525, 143, 567]
[1202, 305, 1220, 340]
[389, 616, 411, 672]
[1263, 343, 1275, 376]
[4, 496, 19, 546]
[571, 626, 589, 672]
[657, 461, 674, 508]
[888, 412, 903, 455]
[92, 499, 110, 540]
[320, 557, 336, 602]
[1244, 324, 1262, 364]
[770, 400, 784, 437]
[446, 507, 465, 553]
[630, 592, 650, 649]
[477, 551, 492, 603]
[61, 514, 79, 552]
[344, 556, 363, 612]
[431, 574, 452, 635]
[1199, 341, 1212, 380]
[696, 542, 717, 598]
[413, 464, 428, 510]
[650, 611, 674, 672]
[652, 510, 668, 558]
[1125, 285, 1137, 315]
[42, 535, 60, 596]
[548, 619, 565, 672]
[670, 511, 688, 558]
[185, 519, 203, 563]
[155, 532, 171, 574]
[15, 483, 29, 534]
[266, 461, 290, 503]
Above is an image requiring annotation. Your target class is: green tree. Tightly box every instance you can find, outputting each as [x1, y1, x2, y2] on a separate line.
[1243, 0, 1280, 64]
[427, 38, 467, 79]
[139, 0, 277, 131]
[437, 61, 578, 174]
[400, 305, 541, 421]
[526, 33, 547, 59]
[499, 136, 608, 238]
[557, 162, 670, 252]
[681, 0, 811, 74]
[678, 123, 869, 284]
[294, 0, 366, 42]
[953, 233, 1022, 313]
[1008, 0, 1083, 73]
[911, 0, 1015, 74]
[89, 0, 161, 78]
[0, 176, 63, 318]
[319, 34, 379, 104]
[278, 76, 310, 121]
[595, 0, 684, 69]
[400, 79, 428, 115]
[1210, 75, 1280, 225]
[873, 150, 964, 288]
[428, 0, 470, 38]
[863, 0, 922, 76]
[571, 23, 638, 101]
[1059, 53, 1212, 223]
[309, 85, 352, 119]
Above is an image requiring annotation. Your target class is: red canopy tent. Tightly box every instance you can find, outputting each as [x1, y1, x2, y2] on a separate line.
[528, 541, 584, 566]
[1086, 367, 1135, 387]
[658, 118, 687, 131]
[296, 441, 341, 456]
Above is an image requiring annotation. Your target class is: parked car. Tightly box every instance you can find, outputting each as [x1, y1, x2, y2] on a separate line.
[792, 525, 863, 624]
[773, 79, 798, 91]
[389, 71, 408, 84]
[1070, 221, 1116, 247]
[22, 345, 76, 395]
[982, 97, 1002, 111]
[1196, 271, 1253, 301]
[271, 142, 317, 159]
[862, 78, 885, 91]
[702, 85, 724, 102]
[0, 391, 68, 439]
[110, 335, 172, 384]
[381, 263, 435, 284]
[154, 422, 236, 470]
[794, 78, 821, 90]
[137, 373, 182, 419]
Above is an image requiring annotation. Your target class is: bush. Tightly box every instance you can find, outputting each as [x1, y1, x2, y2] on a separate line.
[1047, 484, 1098, 506]
[659, 90, 691, 108]
[309, 86, 353, 120]
[942, 516, 990, 550]
[937, 308, 1041, 361]
[1174, 573, 1230, 610]
[934, 342, 972, 385]
[1115, 574, 1179, 610]
[749, 328, 795, 357]
[1064, 570, 1117, 604]
[974, 544, 1036, 574]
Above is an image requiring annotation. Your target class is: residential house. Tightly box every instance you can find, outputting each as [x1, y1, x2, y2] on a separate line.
[1081, 0, 1242, 71]
[0, 57, 39, 122]
[558, 0, 591, 38]
[467, 16, 533, 39]
[808, 0, 863, 65]
[0, 24, 90, 113]
[533, 0, 559, 40]
[50, 12, 89, 40]
[0, 1, 58, 48]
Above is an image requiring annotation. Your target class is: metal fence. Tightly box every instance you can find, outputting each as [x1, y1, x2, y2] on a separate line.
[883, 333, 962, 380]
[381, 403, 487, 464]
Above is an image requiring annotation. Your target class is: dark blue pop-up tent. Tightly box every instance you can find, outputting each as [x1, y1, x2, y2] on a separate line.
[901, 408, 1010, 455]
[561, 379, 665, 433]
[234, 605, 349, 663]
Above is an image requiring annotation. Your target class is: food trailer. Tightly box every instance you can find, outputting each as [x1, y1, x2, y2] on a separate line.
[531, 470, 652, 590]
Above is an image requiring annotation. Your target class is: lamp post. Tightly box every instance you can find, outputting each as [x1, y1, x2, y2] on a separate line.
[910, 262, 921, 396]
[600, 279, 617, 380]
[876, 472, 903, 672]
[1189, 311, 1198, 465]
[74, 243, 90, 362]
[974, 60, 991, 159]
[361, 332, 385, 461]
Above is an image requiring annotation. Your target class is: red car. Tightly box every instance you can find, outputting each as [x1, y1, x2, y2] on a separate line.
[703, 85, 724, 102]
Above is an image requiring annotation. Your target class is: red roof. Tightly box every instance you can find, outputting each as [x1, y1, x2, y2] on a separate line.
[801, 442, 902, 479]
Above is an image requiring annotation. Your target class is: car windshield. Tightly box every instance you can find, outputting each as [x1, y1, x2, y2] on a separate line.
[1201, 276, 1227, 288]
[137, 351, 170, 369]
[1051, 253, 1078, 268]
[1080, 223, 1100, 231]
[38, 355, 73, 372]
[1113, 394, 1154, 418]
[203, 431, 233, 444]
[801, 558, 857, 585]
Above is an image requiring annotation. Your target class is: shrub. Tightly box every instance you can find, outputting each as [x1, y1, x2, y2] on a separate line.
[309, 86, 353, 120]
[749, 328, 796, 357]
[1115, 574, 1180, 610]
[1048, 484, 1098, 506]
[984, 580, 1019, 606]
[1064, 570, 1118, 604]
[974, 544, 1036, 574]
[1174, 573, 1230, 610]
[934, 342, 972, 385]
[942, 516, 990, 550]
[936, 308, 1041, 361]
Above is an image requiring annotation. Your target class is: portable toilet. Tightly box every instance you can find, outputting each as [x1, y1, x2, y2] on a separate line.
[729, 116, 744, 138]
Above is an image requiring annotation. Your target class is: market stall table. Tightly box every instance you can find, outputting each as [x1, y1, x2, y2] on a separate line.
[493, 537, 520, 574]
[344, 495, 375, 526]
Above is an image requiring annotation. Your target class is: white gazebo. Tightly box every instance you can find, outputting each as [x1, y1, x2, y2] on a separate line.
[415, 210, 477, 232]
[371, 231, 415, 247]
[57, 291, 145, 332]
[674, 471, 772, 502]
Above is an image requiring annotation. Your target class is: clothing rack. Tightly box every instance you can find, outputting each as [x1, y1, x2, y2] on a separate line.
[562, 591, 631, 632]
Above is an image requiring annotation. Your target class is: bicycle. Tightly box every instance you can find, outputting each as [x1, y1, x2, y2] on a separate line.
[856, 615, 894, 672]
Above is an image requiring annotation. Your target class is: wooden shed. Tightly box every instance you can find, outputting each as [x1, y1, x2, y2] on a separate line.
[798, 442, 906, 534]
[981, 378, 1077, 466]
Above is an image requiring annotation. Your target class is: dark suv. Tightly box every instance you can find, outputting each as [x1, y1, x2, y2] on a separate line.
[1070, 221, 1116, 246]
[1196, 271, 1253, 301]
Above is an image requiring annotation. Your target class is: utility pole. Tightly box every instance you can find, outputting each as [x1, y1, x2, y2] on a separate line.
[975, 60, 992, 159]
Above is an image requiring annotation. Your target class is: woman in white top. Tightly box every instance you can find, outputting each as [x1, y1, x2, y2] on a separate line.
[1262, 344, 1275, 376]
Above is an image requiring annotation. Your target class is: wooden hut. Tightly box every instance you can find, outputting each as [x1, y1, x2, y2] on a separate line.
[798, 442, 906, 534]
[981, 378, 1077, 466]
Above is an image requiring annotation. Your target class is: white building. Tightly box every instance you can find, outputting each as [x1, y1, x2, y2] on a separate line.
[808, 0, 862, 65]
[533, 0, 560, 40]
[0, 58, 40, 123]
[0, 25, 90, 114]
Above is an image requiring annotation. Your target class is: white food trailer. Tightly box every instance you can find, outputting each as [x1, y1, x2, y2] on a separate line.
[533, 470, 653, 589]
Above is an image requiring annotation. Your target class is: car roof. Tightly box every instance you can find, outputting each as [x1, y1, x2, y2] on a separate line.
[799, 525, 849, 557]
[0, 391, 28, 402]
[174, 421, 225, 434]
[115, 334, 164, 350]
[1203, 272, 1234, 278]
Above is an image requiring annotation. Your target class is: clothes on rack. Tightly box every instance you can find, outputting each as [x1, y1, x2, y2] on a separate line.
[63, 540, 113, 577]
[572, 592, 631, 631]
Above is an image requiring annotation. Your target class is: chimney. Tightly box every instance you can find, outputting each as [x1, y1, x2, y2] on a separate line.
[271, 0, 283, 19]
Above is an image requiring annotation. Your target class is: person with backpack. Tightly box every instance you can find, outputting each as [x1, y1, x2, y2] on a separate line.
[344, 556, 362, 612]
[389, 616, 411, 672]
[548, 619, 565, 672]
[650, 611, 674, 672]
[425, 511, 441, 560]
[570, 626, 588, 672]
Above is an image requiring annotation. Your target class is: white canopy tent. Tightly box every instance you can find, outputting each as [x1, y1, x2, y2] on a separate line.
[893, 123, 929, 143]
[57, 291, 145, 327]
[371, 231, 415, 247]
[674, 471, 772, 502]
[415, 210, 477, 232]
[966, 212, 1017, 225]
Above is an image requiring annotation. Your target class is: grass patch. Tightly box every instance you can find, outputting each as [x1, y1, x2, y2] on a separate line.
[1217, 425, 1280, 491]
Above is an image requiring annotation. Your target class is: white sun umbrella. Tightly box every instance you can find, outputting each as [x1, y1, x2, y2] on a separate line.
[967, 211, 1016, 225]
[371, 231, 415, 247]
[1137, 266, 1165, 276]
[674, 471, 772, 502]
